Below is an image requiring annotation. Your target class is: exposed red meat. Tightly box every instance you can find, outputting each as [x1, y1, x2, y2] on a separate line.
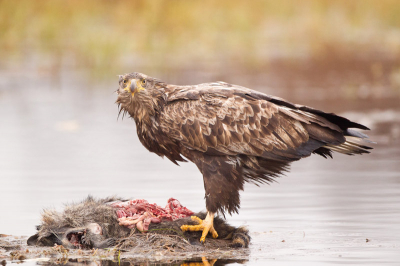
[111, 198, 194, 232]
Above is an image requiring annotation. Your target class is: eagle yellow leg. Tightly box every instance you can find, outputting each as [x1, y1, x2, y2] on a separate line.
[180, 212, 218, 243]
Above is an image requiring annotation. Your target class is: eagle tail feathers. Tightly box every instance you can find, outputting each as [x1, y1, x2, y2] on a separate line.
[323, 136, 372, 156]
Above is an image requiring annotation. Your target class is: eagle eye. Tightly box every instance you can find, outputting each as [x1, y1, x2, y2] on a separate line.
[123, 79, 127, 84]
[142, 79, 146, 85]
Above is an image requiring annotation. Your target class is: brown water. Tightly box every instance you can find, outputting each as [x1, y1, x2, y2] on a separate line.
[0, 69, 399, 265]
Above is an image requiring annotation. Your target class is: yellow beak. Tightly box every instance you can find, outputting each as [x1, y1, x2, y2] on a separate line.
[123, 79, 145, 96]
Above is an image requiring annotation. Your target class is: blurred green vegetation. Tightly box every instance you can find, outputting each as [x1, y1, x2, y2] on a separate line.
[1, 0, 400, 69]
[1, 0, 400, 100]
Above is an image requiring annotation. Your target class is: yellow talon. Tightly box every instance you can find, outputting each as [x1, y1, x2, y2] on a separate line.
[180, 212, 218, 243]
[180, 257, 217, 266]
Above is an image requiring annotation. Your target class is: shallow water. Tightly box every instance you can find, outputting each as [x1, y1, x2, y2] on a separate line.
[0, 71, 399, 265]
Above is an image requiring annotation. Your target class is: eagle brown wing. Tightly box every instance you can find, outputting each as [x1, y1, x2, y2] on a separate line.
[158, 82, 371, 214]
[159, 82, 362, 162]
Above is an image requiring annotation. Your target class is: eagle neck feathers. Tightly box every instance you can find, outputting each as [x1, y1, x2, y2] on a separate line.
[128, 83, 185, 164]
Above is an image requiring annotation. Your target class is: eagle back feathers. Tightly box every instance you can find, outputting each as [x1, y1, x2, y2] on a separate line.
[160, 82, 368, 162]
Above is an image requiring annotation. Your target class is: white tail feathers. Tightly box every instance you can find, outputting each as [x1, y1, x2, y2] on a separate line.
[324, 136, 372, 155]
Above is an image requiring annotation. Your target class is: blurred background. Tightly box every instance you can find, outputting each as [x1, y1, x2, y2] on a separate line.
[0, 0, 399, 264]
[1, 0, 400, 100]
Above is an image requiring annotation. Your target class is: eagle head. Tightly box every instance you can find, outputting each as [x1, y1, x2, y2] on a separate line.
[116, 72, 165, 120]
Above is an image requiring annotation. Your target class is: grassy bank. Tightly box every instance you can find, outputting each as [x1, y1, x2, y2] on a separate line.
[1, 0, 400, 98]
[1, 0, 400, 68]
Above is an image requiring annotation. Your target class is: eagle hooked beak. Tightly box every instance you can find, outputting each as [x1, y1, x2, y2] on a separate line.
[129, 79, 137, 93]
[123, 79, 145, 96]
